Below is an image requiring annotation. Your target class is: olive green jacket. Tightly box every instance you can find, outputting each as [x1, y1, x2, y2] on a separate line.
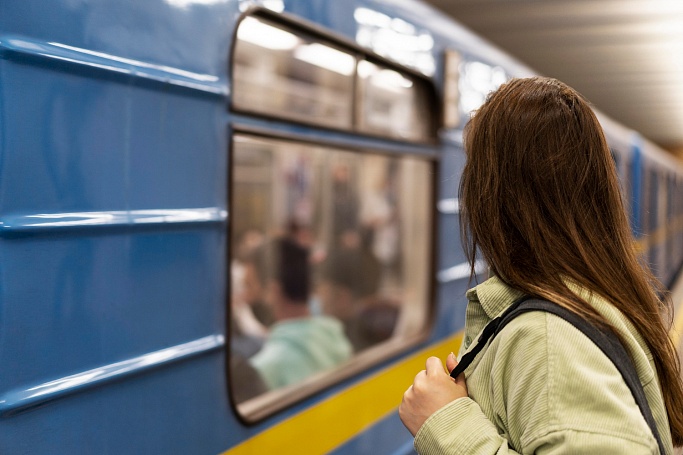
[414, 276, 673, 454]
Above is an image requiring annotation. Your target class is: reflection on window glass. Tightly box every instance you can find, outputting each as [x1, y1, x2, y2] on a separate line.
[230, 135, 433, 405]
[460, 61, 508, 115]
[233, 16, 355, 129]
[357, 60, 433, 141]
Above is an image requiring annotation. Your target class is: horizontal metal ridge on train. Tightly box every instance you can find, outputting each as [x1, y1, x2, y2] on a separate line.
[0, 35, 227, 95]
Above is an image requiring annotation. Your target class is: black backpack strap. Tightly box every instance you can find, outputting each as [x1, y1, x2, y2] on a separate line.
[449, 295, 533, 379]
[450, 297, 665, 455]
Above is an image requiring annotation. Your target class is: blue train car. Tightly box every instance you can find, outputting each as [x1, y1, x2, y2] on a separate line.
[1, 1, 682, 453]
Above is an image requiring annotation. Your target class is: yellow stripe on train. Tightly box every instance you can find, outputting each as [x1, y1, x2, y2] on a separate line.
[222, 333, 463, 455]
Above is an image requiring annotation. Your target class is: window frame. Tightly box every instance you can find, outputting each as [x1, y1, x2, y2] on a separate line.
[229, 8, 440, 144]
[226, 127, 439, 423]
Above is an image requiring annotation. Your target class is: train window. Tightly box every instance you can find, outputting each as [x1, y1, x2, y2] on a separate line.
[666, 174, 675, 271]
[233, 16, 356, 129]
[229, 134, 433, 419]
[610, 148, 619, 170]
[460, 60, 507, 115]
[442, 49, 462, 129]
[649, 169, 659, 235]
[621, 155, 633, 221]
[356, 59, 434, 141]
[636, 167, 652, 236]
[610, 149, 630, 215]
[232, 13, 437, 143]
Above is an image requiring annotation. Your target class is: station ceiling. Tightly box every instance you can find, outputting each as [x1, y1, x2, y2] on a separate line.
[423, 0, 683, 154]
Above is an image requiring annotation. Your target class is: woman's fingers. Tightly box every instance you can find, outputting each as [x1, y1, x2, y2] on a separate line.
[445, 352, 468, 389]
[400, 354, 470, 436]
[446, 352, 457, 373]
[425, 356, 445, 376]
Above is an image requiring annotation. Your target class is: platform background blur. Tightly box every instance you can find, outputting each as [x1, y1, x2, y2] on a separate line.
[424, 0, 683, 159]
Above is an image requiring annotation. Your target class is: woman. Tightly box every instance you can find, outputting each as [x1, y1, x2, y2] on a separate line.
[399, 77, 683, 454]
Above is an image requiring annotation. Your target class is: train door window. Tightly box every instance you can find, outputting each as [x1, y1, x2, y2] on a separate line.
[232, 16, 356, 129]
[649, 169, 659, 235]
[229, 134, 433, 420]
[443, 49, 462, 129]
[232, 12, 437, 144]
[656, 171, 667, 273]
[356, 60, 435, 141]
[666, 174, 675, 271]
[610, 148, 621, 180]
[640, 167, 650, 237]
[622, 155, 633, 221]
[459, 60, 507, 115]
[647, 168, 659, 271]
[610, 148, 626, 205]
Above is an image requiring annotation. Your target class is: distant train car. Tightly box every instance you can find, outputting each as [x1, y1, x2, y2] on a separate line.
[1, 1, 682, 454]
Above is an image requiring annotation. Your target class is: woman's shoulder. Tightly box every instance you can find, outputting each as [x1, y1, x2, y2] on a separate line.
[493, 303, 655, 385]
[488, 308, 659, 449]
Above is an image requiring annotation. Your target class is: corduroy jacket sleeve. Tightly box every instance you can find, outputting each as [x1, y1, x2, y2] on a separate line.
[412, 311, 662, 454]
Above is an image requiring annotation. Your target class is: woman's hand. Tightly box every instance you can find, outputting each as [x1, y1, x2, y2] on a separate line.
[399, 353, 468, 436]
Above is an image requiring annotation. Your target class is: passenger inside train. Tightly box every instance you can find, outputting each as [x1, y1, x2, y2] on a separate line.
[318, 227, 395, 352]
[247, 237, 353, 391]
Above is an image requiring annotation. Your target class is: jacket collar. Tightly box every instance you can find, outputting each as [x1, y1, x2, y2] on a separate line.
[466, 275, 525, 320]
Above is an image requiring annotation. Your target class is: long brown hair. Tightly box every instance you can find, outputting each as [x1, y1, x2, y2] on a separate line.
[459, 76, 683, 445]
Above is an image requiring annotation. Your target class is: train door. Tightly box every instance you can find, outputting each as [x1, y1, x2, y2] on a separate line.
[224, 10, 440, 453]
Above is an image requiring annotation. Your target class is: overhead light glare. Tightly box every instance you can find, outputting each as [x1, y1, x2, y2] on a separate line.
[237, 17, 299, 50]
[294, 43, 356, 76]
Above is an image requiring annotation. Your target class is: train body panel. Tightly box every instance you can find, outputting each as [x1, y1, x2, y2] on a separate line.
[1, 1, 682, 454]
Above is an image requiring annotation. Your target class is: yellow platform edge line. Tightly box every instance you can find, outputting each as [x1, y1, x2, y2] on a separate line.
[222, 332, 463, 455]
